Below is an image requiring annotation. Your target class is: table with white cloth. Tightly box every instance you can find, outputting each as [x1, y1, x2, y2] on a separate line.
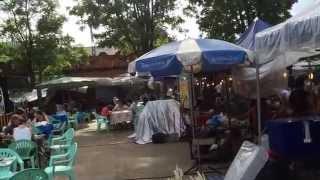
[135, 99, 185, 144]
[110, 110, 133, 125]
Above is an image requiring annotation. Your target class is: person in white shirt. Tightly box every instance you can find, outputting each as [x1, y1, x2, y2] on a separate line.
[13, 115, 32, 141]
[33, 110, 49, 126]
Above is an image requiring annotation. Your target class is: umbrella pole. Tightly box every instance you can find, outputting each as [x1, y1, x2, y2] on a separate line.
[224, 74, 231, 128]
[256, 62, 262, 144]
[190, 66, 201, 172]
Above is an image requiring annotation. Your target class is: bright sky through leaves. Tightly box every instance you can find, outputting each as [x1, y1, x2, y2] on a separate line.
[59, 0, 314, 46]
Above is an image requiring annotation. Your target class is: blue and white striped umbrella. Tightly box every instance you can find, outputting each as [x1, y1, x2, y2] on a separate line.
[128, 39, 253, 76]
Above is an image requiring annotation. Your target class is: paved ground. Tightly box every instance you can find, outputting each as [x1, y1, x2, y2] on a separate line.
[73, 123, 193, 180]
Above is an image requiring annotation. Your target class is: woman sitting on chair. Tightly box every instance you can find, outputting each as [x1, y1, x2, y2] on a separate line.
[13, 115, 32, 141]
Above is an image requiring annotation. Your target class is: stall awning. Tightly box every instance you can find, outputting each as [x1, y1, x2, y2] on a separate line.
[10, 89, 48, 103]
[36, 77, 113, 89]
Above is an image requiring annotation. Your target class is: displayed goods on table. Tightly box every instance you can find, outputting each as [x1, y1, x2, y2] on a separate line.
[135, 99, 184, 144]
[110, 110, 133, 125]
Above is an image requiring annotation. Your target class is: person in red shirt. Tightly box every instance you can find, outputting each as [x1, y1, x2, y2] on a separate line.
[100, 103, 111, 118]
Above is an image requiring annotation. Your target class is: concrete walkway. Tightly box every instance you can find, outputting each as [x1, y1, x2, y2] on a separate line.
[73, 123, 192, 180]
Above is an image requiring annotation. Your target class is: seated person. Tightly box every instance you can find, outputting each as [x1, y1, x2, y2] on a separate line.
[33, 110, 49, 126]
[206, 109, 225, 128]
[56, 104, 68, 116]
[289, 88, 315, 117]
[100, 103, 111, 118]
[3, 114, 21, 136]
[257, 89, 316, 180]
[13, 115, 32, 141]
[112, 99, 129, 111]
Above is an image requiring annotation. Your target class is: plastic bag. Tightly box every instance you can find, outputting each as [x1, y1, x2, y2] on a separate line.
[224, 141, 268, 180]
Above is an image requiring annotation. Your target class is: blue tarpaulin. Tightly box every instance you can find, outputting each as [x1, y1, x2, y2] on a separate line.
[236, 18, 271, 50]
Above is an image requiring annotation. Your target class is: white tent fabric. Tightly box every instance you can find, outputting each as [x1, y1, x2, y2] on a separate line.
[232, 60, 287, 98]
[255, 0, 320, 66]
[10, 89, 48, 103]
[234, 1, 320, 98]
[135, 99, 184, 144]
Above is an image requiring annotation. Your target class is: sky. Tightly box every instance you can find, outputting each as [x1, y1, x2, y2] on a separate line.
[59, 0, 315, 46]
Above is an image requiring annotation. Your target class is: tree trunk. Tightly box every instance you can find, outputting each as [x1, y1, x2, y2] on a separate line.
[0, 75, 13, 113]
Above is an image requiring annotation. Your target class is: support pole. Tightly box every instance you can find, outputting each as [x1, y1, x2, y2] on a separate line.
[255, 61, 262, 144]
[36, 88, 42, 110]
[190, 66, 201, 172]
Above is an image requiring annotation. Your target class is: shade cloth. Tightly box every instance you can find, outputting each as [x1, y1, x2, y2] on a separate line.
[135, 99, 184, 144]
[129, 39, 253, 76]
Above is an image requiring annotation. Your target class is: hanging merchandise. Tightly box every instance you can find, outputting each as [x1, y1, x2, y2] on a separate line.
[147, 76, 155, 90]
[179, 73, 191, 109]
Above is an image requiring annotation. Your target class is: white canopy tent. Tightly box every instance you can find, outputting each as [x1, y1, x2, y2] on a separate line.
[251, 0, 320, 140]
[255, 0, 320, 66]
[233, 1, 320, 99]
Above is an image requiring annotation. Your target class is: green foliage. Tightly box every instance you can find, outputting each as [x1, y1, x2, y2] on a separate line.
[71, 0, 183, 55]
[43, 45, 89, 80]
[187, 0, 294, 41]
[0, 0, 88, 84]
[0, 42, 16, 63]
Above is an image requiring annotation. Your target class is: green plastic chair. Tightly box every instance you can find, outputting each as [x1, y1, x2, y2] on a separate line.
[31, 124, 41, 135]
[46, 117, 67, 141]
[9, 168, 48, 180]
[93, 112, 109, 132]
[0, 149, 24, 180]
[83, 112, 91, 122]
[68, 113, 78, 130]
[50, 128, 74, 155]
[45, 143, 78, 180]
[8, 140, 38, 169]
[50, 128, 74, 146]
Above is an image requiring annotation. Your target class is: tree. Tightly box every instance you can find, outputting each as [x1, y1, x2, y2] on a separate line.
[43, 44, 89, 80]
[186, 0, 294, 42]
[0, 42, 16, 63]
[71, 0, 183, 55]
[0, 0, 77, 86]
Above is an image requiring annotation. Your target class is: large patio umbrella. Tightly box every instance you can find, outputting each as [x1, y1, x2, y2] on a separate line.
[129, 39, 253, 76]
[129, 38, 253, 171]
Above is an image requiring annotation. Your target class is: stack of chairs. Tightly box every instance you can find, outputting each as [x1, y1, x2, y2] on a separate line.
[1, 127, 78, 180]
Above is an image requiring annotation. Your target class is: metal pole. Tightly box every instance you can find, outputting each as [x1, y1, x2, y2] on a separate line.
[255, 60, 262, 144]
[189, 66, 201, 172]
[36, 88, 42, 110]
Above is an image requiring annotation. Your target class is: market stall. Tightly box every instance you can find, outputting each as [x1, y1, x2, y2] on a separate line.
[129, 38, 254, 174]
[254, 1, 320, 138]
